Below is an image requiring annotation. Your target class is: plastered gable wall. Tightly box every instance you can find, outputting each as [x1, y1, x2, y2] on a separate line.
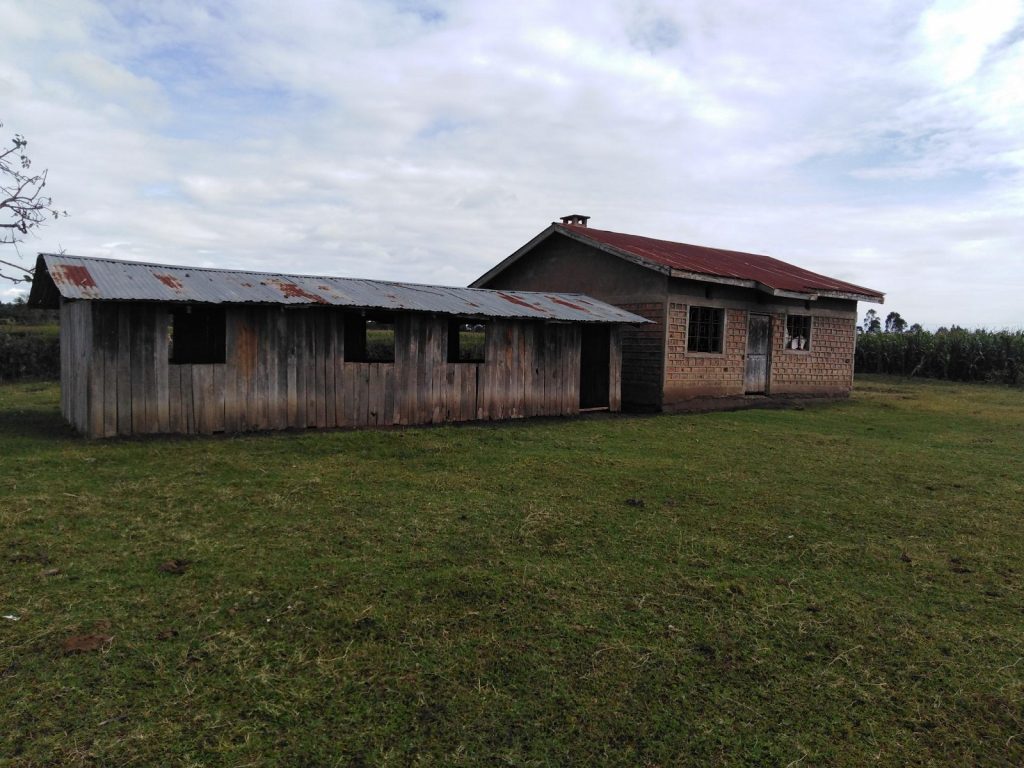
[480, 234, 669, 409]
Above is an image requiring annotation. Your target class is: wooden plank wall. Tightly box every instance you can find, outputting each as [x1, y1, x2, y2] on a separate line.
[59, 300, 92, 434]
[72, 303, 612, 437]
[608, 325, 622, 412]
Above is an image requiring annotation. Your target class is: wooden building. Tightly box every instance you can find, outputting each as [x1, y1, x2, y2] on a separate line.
[27, 253, 647, 438]
[472, 215, 884, 411]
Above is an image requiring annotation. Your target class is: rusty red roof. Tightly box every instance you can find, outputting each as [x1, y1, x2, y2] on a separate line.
[473, 222, 883, 302]
[27, 253, 650, 325]
[557, 225, 883, 301]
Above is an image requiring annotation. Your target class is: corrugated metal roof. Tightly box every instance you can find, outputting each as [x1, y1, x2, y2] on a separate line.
[558, 225, 884, 301]
[29, 253, 649, 324]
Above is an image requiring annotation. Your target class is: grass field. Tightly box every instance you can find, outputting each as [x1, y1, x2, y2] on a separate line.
[1, 377, 1022, 766]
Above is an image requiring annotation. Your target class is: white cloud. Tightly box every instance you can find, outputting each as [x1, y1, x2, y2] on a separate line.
[1, 0, 1022, 328]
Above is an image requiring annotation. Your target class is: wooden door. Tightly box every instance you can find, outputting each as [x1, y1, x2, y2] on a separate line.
[744, 314, 770, 394]
[579, 325, 610, 409]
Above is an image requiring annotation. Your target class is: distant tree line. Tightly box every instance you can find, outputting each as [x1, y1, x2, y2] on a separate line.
[854, 310, 1023, 385]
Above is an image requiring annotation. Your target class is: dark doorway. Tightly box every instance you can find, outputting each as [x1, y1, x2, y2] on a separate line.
[580, 325, 610, 409]
[744, 313, 771, 394]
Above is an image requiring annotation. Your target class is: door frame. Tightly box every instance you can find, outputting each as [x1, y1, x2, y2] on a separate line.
[744, 312, 772, 395]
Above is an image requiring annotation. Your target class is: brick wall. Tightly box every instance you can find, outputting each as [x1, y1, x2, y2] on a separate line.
[769, 314, 856, 395]
[663, 303, 746, 401]
[617, 301, 666, 408]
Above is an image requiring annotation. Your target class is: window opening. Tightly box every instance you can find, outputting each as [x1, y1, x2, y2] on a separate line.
[345, 312, 395, 362]
[785, 315, 812, 350]
[447, 319, 486, 363]
[169, 306, 226, 364]
[687, 306, 724, 353]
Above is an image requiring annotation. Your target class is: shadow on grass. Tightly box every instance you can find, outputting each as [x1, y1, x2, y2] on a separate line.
[0, 381, 77, 443]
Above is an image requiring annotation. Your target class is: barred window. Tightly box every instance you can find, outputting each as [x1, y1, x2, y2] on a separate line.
[687, 306, 724, 353]
[785, 315, 812, 351]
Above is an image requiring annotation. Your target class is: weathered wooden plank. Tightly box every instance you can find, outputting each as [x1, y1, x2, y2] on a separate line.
[144, 307, 161, 432]
[204, 364, 218, 433]
[360, 363, 373, 427]
[543, 324, 558, 416]
[495, 321, 512, 421]
[305, 311, 317, 428]
[348, 363, 362, 427]
[414, 316, 430, 425]
[180, 363, 195, 433]
[324, 311, 337, 428]
[333, 312, 345, 427]
[367, 363, 382, 426]
[275, 310, 289, 430]
[115, 304, 132, 435]
[153, 307, 169, 433]
[86, 305, 105, 438]
[222, 310, 239, 432]
[286, 311, 301, 428]
[443, 365, 456, 421]
[524, 321, 540, 417]
[190, 365, 208, 434]
[609, 325, 622, 412]
[248, 308, 262, 431]
[167, 364, 182, 433]
[476, 331, 490, 421]
[213, 363, 226, 432]
[513, 321, 527, 419]
[263, 309, 279, 430]
[340, 361, 354, 427]
[96, 305, 118, 437]
[429, 319, 443, 424]
[129, 306, 146, 434]
[569, 325, 581, 415]
[563, 325, 575, 416]
[315, 311, 327, 429]
[398, 314, 416, 425]
[252, 310, 268, 430]
[382, 364, 395, 425]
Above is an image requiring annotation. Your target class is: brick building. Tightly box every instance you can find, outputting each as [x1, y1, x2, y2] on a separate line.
[472, 215, 884, 411]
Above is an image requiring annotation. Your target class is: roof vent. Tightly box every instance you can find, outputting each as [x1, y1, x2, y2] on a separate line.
[559, 214, 589, 227]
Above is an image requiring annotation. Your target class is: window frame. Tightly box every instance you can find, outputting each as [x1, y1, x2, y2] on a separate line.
[168, 305, 226, 365]
[785, 314, 813, 352]
[344, 311, 396, 363]
[686, 306, 725, 354]
[447, 318, 487, 364]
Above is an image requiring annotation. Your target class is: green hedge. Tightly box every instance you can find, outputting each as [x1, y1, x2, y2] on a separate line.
[0, 329, 60, 382]
[855, 328, 1023, 385]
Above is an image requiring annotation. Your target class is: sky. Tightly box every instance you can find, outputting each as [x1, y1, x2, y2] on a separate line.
[1, 0, 1022, 328]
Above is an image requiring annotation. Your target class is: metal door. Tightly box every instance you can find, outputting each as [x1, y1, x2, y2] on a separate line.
[744, 314, 770, 394]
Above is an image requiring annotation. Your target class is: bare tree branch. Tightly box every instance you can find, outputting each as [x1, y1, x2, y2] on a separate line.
[1, 120, 67, 284]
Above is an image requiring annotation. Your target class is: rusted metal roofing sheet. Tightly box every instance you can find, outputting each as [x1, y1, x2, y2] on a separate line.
[30, 253, 649, 324]
[557, 225, 884, 301]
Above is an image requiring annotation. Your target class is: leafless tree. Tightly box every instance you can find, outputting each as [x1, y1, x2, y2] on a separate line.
[1, 120, 66, 284]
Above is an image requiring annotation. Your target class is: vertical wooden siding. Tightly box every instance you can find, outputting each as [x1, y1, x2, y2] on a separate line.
[59, 300, 92, 434]
[73, 304, 615, 437]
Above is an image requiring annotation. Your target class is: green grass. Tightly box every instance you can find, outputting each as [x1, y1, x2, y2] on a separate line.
[0, 324, 59, 338]
[1, 376, 1022, 766]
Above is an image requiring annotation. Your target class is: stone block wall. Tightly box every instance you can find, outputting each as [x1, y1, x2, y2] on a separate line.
[769, 314, 856, 395]
[663, 303, 747, 401]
